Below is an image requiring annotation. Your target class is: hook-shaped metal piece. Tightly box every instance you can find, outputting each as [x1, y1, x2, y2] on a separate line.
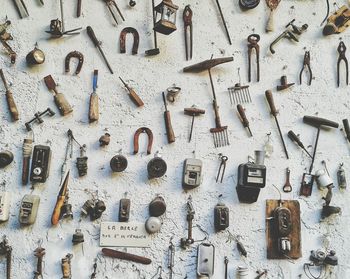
[133, 127, 153, 155]
[120, 27, 139, 55]
[65, 51, 84, 75]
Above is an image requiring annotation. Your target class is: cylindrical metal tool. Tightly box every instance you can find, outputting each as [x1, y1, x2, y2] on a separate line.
[162, 92, 175, 143]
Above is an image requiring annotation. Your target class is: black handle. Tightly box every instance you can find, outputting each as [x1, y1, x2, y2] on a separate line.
[303, 116, 339, 129]
[343, 119, 350, 142]
[87, 26, 99, 46]
[288, 130, 304, 148]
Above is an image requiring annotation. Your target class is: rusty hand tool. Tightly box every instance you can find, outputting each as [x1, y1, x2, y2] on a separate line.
[224, 257, 228, 279]
[283, 167, 292, 193]
[287, 130, 312, 158]
[162, 92, 175, 143]
[228, 83, 251, 105]
[134, 127, 153, 154]
[102, 248, 152, 265]
[0, 20, 16, 64]
[299, 51, 312, 85]
[0, 69, 19, 121]
[119, 77, 144, 107]
[247, 34, 260, 82]
[0, 236, 12, 279]
[89, 70, 99, 123]
[265, 90, 289, 159]
[65, 51, 84, 75]
[12, 0, 29, 18]
[184, 107, 205, 142]
[265, 0, 281, 32]
[87, 26, 114, 74]
[216, 155, 228, 183]
[183, 57, 233, 147]
[214, 0, 232, 45]
[180, 196, 195, 248]
[337, 41, 348, 87]
[183, 5, 193, 61]
[237, 104, 252, 137]
[44, 75, 73, 116]
[145, 0, 160, 56]
[103, 0, 125, 25]
[77, 0, 82, 17]
[168, 239, 175, 279]
[343, 119, 350, 142]
[22, 136, 33, 185]
[51, 171, 70, 225]
[33, 246, 45, 279]
[276, 75, 294, 91]
[25, 108, 55, 131]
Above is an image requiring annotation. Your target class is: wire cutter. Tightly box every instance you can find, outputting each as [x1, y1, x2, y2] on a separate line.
[216, 155, 228, 183]
[337, 41, 348, 87]
[299, 51, 312, 85]
[183, 5, 193, 61]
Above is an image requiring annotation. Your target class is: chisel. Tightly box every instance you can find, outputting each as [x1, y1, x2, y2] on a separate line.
[119, 77, 144, 107]
[88, 70, 99, 123]
[0, 69, 19, 121]
[162, 92, 175, 143]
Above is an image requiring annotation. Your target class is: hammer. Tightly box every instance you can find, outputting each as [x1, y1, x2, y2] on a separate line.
[184, 107, 205, 142]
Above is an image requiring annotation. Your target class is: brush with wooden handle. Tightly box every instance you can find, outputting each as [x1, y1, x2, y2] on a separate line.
[0, 69, 19, 121]
[44, 75, 73, 116]
[89, 70, 99, 122]
[51, 171, 70, 225]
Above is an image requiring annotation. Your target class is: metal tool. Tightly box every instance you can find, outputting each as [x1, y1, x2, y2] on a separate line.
[224, 257, 228, 279]
[119, 77, 144, 107]
[61, 254, 73, 279]
[287, 130, 312, 158]
[120, 27, 139, 54]
[299, 51, 312, 85]
[145, 0, 160, 56]
[323, 5, 350, 35]
[0, 69, 19, 121]
[0, 151, 13, 169]
[283, 168, 292, 193]
[87, 26, 114, 74]
[90, 262, 97, 279]
[0, 20, 16, 64]
[44, 75, 73, 116]
[103, 0, 125, 25]
[102, 248, 152, 264]
[118, 198, 130, 221]
[265, 0, 280, 32]
[343, 119, 350, 143]
[183, 5, 193, 60]
[168, 238, 175, 279]
[197, 243, 215, 277]
[99, 133, 110, 146]
[184, 107, 205, 142]
[12, 0, 29, 18]
[180, 196, 195, 248]
[247, 34, 260, 82]
[76, 145, 88, 177]
[228, 83, 251, 105]
[33, 246, 45, 279]
[22, 137, 33, 185]
[237, 104, 252, 137]
[337, 41, 348, 87]
[0, 236, 11, 279]
[216, 155, 228, 183]
[65, 51, 84, 75]
[184, 57, 233, 148]
[265, 90, 289, 159]
[25, 108, 55, 131]
[134, 127, 153, 154]
[162, 92, 175, 143]
[89, 70, 99, 123]
[166, 86, 181, 102]
[110, 153, 128, 172]
[77, 0, 82, 17]
[215, 0, 232, 44]
[269, 19, 308, 54]
[276, 76, 294, 91]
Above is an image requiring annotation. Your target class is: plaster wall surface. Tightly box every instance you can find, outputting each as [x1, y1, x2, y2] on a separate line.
[0, 0, 349, 278]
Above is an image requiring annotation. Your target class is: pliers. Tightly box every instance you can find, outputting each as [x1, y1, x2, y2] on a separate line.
[337, 41, 348, 87]
[299, 51, 312, 85]
[183, 5, 193, 61]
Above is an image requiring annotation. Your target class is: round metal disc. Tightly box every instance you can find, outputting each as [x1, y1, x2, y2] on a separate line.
[0, 151, 13, 168]
[145, 217, 162, 234]
[110, 155, 128, 172]
[149, 196, 166, 217]
[147, 157, 167, 178]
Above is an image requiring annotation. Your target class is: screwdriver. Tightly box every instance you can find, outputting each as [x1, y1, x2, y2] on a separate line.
[0, 69, 19, 121]
[87, 26, 114, 74]
[162, 92, 175, 143]
[287, 130, 312, 158]
[119, 77, 144, 107]
[343, 119, 350, 143]
[265, 90, 289, 159]
[184, 107, 205, 142]
[236, 104, 252, 137]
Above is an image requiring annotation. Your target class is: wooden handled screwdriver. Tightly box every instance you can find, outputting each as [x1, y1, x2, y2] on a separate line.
[51, 171, 70, 225]
[89, 70, 99, 123]
[162, 92, 175, 143]
[236, 104, 252, 137]
[119, 77, 144, 107]
[0, 69, 19, 121]
[287, 130, 312, 158]
[265, 90, 289, 159]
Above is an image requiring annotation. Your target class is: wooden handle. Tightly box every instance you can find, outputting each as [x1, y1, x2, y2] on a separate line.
[164, 111, 175, 143]
[51, 196, 65, 225]
[288, 130, 304, 148]
[266, 10, 274, 32]
[129, 89, 144, 107]
[265, 90, 277, 116]
[102, 248, 152, 265]
[237, 104, 249, 127]
[22, 157, 30, 185]
[343, 119, 350, 142]
[213, 100, 222, 128]
[303, 116, 339, 128]
[54, 94, 73, 116]
[87, 26, 99, 46]
[6, 91, 19, 121]
[89, 92, 99, 122]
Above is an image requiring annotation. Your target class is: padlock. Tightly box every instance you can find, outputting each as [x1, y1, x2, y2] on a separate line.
[119, 198, 130, 222]
[214, 202, 229, 231]
[72, 229, 84, 245]
[145, 216, 162, 234]
[315, 169, 333, 189]
[110, 154, 128, 172]
[147, 155, 167, 179]
[149, 196, 166, 217]
[61, 203, 73, 220]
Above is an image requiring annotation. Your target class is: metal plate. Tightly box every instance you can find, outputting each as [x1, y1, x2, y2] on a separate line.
[147, 157, 167, 178]
[110, 155, 128, 172]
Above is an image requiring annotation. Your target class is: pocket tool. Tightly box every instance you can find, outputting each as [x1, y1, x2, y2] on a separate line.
[216, 154, 228, 183]
[0, 20, 16, 64]
[12, 0, 29, 18]
[103, 0, 125, 25]
[247, 34, 260, 82]
[337, 41, 348, 87]
[184, 107, 205, 142]
[183, 5, 193, 61]
[299, 51, 312, 85]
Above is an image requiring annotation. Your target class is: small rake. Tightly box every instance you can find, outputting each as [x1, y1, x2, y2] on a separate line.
[183, 56, 233, 147]
[228, 83, 251, 105]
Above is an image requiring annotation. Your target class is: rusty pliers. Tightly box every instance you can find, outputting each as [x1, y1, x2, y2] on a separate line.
[247, 34, 260, 82]
[183, 5, 193, 61]
[337, 41, 348, 87]
[299, 51, 312, 85]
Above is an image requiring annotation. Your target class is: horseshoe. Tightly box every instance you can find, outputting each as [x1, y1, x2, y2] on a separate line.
[133, 127, 153, 155]
[120, 27, 139, 55]
[65, 51, 84, 75]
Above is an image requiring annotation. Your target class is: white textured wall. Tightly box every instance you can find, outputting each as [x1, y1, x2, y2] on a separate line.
[1, 0, 350, 278]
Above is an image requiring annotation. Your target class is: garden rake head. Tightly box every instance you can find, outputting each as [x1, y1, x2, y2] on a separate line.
[228, 83, 251, 105]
